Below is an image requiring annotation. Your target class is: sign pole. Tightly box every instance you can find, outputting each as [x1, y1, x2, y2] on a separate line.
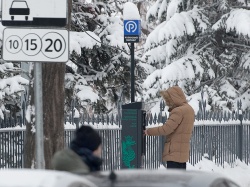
[122, 2, 145, 169]
[130, 43, 135, 103]
[34, 63, 45, 169]
[2, 0, 68, 170]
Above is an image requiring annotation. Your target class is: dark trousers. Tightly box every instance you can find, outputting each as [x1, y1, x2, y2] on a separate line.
[167, 161, 186, 170]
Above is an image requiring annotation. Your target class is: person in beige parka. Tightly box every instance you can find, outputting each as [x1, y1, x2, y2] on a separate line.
[144, 86, 195, 169]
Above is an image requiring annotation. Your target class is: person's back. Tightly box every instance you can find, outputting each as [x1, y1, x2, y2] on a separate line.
[144, 86, 195, 169]
[52, 125, 102, 174]
[164, 97, 194, 163]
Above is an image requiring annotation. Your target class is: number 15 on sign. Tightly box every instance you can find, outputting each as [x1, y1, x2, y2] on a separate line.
[3, 28, 69, 62]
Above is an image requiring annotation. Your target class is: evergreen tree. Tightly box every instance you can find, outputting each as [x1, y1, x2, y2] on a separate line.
[0, 41, 29, 119]
[68, 0, 149, 114]
[142, 0, 250, 112]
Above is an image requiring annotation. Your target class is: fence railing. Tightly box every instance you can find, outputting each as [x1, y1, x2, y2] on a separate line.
[190, 122, 250, 166]
[1, 121, 250, 169]
[1, 99, 250, 169]
[0, 128, 25, 168]
[2, 99, 250, 129]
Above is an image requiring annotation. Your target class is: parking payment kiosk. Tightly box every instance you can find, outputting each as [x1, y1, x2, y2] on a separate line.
[121, 102, 146, 169]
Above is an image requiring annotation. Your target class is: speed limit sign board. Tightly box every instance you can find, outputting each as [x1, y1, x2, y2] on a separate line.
[2, 28, 69, 62]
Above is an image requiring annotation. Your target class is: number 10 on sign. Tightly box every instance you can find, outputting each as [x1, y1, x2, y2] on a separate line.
[3, 28, 69, 62]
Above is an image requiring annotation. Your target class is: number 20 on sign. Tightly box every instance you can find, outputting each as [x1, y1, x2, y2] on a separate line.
[3, 28, 69, 62]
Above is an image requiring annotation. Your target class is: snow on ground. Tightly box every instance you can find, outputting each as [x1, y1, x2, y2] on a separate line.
[157, 157, 250, 187]
[189, 157, 250, 187]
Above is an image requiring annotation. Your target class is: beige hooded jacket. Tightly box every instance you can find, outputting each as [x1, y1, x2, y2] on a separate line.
[147, 86, 195, 163]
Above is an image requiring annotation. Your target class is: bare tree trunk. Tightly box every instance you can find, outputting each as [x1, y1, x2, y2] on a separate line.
[42, 0, 72, 169]
[42, 63, 65, 169]
[24, 0, 72, 169]
[23, 61, 66, 170]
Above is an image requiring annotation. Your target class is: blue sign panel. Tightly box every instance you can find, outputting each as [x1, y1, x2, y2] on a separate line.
[124, 20, 141, 36]
[124, 20, 141, 43]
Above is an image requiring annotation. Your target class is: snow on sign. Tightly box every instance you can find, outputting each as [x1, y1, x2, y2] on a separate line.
[1, 0, 67, 27]
[2, 28, 69, 62]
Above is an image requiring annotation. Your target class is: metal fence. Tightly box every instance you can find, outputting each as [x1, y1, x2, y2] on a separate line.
[190, 123, 250, 166]
[0, 129, 25, 168]
[1, 120, 250, 169]
[1, 99, 250, 169]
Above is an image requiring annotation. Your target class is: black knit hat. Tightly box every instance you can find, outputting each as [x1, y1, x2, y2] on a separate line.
[72, 125, 102, 151]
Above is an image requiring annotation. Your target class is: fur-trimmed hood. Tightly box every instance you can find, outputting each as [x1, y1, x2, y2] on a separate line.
[160, 86, 187, 108]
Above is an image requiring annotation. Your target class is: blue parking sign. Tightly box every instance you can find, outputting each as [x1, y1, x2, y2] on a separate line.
[124, 20, 141, 35]
[124, 20, 141, 43]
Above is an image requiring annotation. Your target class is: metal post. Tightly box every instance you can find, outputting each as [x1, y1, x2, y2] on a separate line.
[238, 109, 243, 161]
[74, 117, 80, 130]
[71, 99, 75, 125]
[141, 110, 146, 169]
[130, 43, 135, 103]
[34, 63, 45, 169]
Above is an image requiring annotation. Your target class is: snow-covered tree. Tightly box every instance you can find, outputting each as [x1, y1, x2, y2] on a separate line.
[142, 0, 250, 113]
[0, 26, 29, 119]
[68, 0, 149, 114]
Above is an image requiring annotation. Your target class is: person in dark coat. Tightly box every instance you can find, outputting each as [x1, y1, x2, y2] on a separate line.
[144, 86, 195, 170]
[52, 125, 102, 174]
